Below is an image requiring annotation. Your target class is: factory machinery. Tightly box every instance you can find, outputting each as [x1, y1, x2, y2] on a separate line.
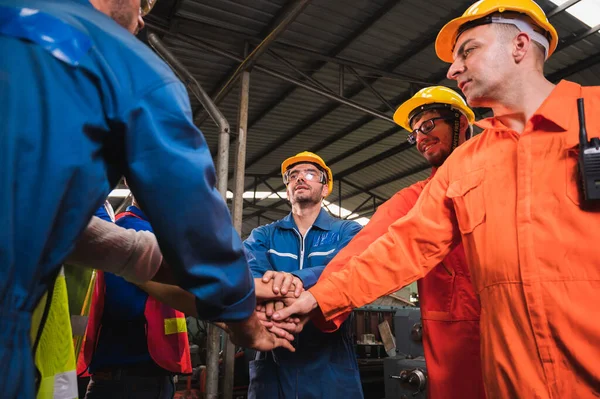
[352, 305, 427, 399]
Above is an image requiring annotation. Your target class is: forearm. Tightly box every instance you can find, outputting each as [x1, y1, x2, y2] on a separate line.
[137, 281, 198, 317]
[311, 178, 458, 321]
[66, 216, 162, 283]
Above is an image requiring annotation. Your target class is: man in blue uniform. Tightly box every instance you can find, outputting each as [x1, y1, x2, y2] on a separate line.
[0, 1, 291, 398]
[244, 152, 364, 399]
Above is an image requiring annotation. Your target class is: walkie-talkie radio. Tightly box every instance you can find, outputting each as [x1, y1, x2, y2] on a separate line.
[576, 98, 600, 205]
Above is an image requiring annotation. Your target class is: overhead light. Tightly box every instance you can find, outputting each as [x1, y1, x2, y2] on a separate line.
[108, 189, 130, 198]
[549, 0, 600, 30]
[108, 189, 372, 225]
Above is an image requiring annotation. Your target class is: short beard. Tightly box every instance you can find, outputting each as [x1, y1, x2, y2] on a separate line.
[290, 190, 322, 207]
[109, 0, 136, 32]
[425, 148, 451, 168]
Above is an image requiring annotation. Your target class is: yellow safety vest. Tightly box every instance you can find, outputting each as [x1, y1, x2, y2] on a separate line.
[31, 267, 78, 399]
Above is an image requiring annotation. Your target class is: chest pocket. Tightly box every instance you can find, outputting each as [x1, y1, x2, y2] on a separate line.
[446, 168, 486, 234]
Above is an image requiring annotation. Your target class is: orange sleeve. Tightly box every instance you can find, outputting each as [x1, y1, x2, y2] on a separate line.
[309, 164, 461, 322]
[312, 180, 428, 332]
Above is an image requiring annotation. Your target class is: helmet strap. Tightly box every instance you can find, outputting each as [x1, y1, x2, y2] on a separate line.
[451, 111, 461, 152]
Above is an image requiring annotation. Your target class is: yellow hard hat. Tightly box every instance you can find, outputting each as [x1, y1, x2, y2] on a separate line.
[281, 151, 334, 195]
[393, 86, 475, 132]
[435, 0, 558, 63]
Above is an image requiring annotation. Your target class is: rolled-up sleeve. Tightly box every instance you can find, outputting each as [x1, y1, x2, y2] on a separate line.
[310, 165, 460, 321]
[122, 81, 255, 322]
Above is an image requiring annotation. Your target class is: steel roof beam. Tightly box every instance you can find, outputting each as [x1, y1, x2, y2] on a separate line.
[266, 49, 336, 94]
[154, 13, 432, 86]
[546, 0, 582, 18]
[244, 0, 404, 131]
[338, 163, 431, 203]
[547, 51, 600, 82]
[347, 66, 396, 112]
[336, 142, 413, 179]
[195, 0, 311, 125]
[242, 2, 468, 175]
[557, 24, 600, 52]
[148, 25, 398, 123]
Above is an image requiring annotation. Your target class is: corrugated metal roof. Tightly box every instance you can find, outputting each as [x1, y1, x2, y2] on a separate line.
[144, 0, 600, 236]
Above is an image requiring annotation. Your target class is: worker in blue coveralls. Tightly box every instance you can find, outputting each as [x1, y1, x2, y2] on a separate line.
[0, 1, 292, 398]
[244, 151, 364, 399]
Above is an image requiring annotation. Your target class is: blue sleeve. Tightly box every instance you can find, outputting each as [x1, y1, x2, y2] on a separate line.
[115, 216, 152, 233]
[292, 266, 325, 289]
[121, 81, 254, 322]
[94, 205, 113, 223]
[243, 226, 275, 278]
[292, 221, 362, 288]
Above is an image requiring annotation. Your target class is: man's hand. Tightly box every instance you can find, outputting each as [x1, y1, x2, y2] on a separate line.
[272, 291, 318, 321]
[262, 299, 285, 317]
[254, 277, 301, 301]
[262, 271, 304, 297]
[226, 312, 295, 352]
[255, 308, 304, 335]
[255, 300, 306, 335]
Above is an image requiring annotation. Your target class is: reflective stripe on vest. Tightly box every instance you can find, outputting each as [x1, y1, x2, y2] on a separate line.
[164, 317, 187, 335]
[32, 267, 78, 399]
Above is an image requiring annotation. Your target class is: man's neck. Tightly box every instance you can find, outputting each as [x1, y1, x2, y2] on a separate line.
[490, 73, 555, 133]
[291, 203, 321, 236]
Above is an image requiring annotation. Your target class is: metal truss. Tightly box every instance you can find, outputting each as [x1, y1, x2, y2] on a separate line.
[147, 0, 600, 222]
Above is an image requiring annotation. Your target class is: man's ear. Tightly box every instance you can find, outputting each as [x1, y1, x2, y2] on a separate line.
[513, 32, 531, 63]
[322, 183, 330, 198]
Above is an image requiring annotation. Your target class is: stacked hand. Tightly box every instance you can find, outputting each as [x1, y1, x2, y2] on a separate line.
[253, 271, 316, 339]
[137, 270, 317, 353]
[224, 312, 296, 352]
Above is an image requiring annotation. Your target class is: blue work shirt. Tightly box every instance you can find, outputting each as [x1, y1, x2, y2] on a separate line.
[0, 1, 254, 397]
[94, 201, 114, 222]
[89, 206, 155, 372]
[244, 209, 364, 399]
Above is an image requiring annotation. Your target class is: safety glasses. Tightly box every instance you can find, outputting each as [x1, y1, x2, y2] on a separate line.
[283, 168, 326, 186]
[407, 117, 453, 144]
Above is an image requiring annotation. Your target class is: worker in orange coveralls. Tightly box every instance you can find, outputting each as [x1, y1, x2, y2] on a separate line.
[273, 1, 600, 398]
[314, 86, 485, 399]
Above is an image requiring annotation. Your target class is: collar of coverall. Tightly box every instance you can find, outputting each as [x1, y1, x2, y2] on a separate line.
[474, 80, 578, 134]
[278, 208, 335, 231]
